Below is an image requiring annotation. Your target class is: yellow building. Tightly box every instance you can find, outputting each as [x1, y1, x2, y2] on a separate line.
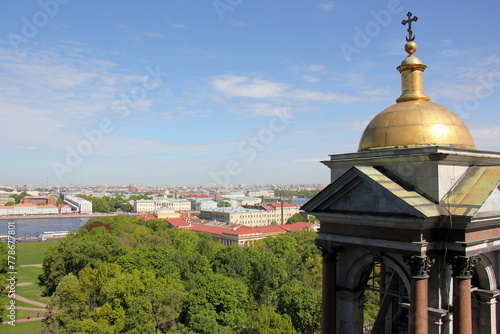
[155, 206, 180, 219]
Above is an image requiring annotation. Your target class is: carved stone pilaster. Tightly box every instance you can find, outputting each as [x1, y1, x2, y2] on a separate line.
[404, 255, 435, 278]
[315, 239, 339, 263]
[448, 256, 480, 279]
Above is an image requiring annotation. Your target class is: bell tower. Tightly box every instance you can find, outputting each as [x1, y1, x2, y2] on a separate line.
[303, 12, 500, 334]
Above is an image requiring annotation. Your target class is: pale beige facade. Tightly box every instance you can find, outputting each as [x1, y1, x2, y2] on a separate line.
[200, 204, 300, 227]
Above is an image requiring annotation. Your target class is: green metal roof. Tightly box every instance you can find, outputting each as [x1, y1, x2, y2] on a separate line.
[355, 166, 444, 218]
[441, 166, 500, 216]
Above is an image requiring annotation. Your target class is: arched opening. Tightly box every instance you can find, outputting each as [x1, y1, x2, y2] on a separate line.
[345, 254, 410, 334]
[470, 255, 498, 334]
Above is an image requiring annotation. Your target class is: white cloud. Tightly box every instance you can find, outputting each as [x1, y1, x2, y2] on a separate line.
[429, 55, 500, 103]
[360, 87, 393, 96]
[245, 103, 292, 117]
[303, 75, 321, 83]
[470, 125, 500, 151]
[81, 135, 239, 158]
[172, 47, 231, 59]
[230, 20, 246, 27]
[210, 74, 376, 105]
[147, 32, 165, 39]
[306, 64, 328, 73]
[164, 18, 188, 29]
[210, 75, 290, 98]
[316, 2, 336, 11]
[290, 89, 364, 103]
[0, 42, 154, 147]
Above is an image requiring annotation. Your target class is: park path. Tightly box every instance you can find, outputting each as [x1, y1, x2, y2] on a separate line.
[12, 294, 47, 308]
[1, 295, 47, 326]
[19, 264, 43, 268]
[11, 264, 47, 308]
[1, 263, 48, 326]
[12, 306, 46, 311]
[1, 317, 45, 324]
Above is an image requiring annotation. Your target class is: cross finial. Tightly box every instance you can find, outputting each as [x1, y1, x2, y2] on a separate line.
[402, 12, 418, 42]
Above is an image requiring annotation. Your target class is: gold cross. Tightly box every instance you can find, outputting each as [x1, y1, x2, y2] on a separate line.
[402, 12, 418, 42]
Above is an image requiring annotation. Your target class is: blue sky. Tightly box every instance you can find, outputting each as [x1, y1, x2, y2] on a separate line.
[0, 0, 499, 186]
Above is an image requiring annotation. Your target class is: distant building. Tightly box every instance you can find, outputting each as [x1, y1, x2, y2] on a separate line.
[0, 197, 15, 205]
[21, 195, 57, 205]
[58, 204, 72, 214]
[156, 207, 181, 219]
[165, 217, 316, 246]
[166, 217, 192, 229]
[222, 192, 245, 200]
[254, 203, 300, 225]
[246, 190, 275, 198]
[13, 204, 37, 215]
[63, 195, 92, 214]
[200, 203, 300, 227]
[220, 222, 316, 246]
[157, 198, 191, 212]
[0, 206, 14, 215]
[134, 200, 156, 213]
[134, 198, 191, 213]
[0, 204, 58, 216]
[237, 197, 262, 206]
[188, 198, 218, 211]
[36, 205, 59, 215]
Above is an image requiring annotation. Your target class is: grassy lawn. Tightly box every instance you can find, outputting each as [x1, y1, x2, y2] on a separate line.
[0, 320, 42, 334]
[15, 266, 49, 305]
[0, 241, 57, 334]
[15, 241, 58, 266]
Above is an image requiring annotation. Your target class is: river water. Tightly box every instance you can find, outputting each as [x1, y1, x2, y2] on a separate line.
[292, 198, 310, 205]
[0, 217, 90, 238]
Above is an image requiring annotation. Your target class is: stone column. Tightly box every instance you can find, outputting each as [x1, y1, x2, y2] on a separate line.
[316, 240, 339, 334]
[448, 256, 479, 334]
[404, 256, 434, 334]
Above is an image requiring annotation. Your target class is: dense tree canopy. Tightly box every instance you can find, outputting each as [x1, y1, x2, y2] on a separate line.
[39, 216, 322, 333]
[12, 191, 28, 204]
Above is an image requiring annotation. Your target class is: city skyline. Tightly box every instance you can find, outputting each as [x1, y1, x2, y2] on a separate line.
[1, 1, 499, 186]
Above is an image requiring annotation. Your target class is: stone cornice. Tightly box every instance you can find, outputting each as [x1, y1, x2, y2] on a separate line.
[322, 147, 500, 168]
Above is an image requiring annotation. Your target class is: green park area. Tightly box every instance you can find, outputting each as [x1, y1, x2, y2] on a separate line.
[1, 216, 324, 333]
[1, 241, 58, 334]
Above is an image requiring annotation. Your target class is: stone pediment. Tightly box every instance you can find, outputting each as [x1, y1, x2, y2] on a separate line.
[303, 166, 445, 218]
[441, 166, 500, 218]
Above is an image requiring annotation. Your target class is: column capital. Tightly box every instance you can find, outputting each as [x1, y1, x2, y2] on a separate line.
[315, 239, 339, 263]
[447, 255, 480, 279]
[403, 255, 434, 278]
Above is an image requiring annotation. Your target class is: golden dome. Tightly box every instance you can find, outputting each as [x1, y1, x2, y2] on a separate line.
[358, 100, 476, 151]
[358, 17, 476, 152]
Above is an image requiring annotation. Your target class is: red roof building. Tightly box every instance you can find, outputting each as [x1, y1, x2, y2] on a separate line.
[166, 217, 192, 229]
[165, 216, 316, 246]
[137, 214, 158, 220]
